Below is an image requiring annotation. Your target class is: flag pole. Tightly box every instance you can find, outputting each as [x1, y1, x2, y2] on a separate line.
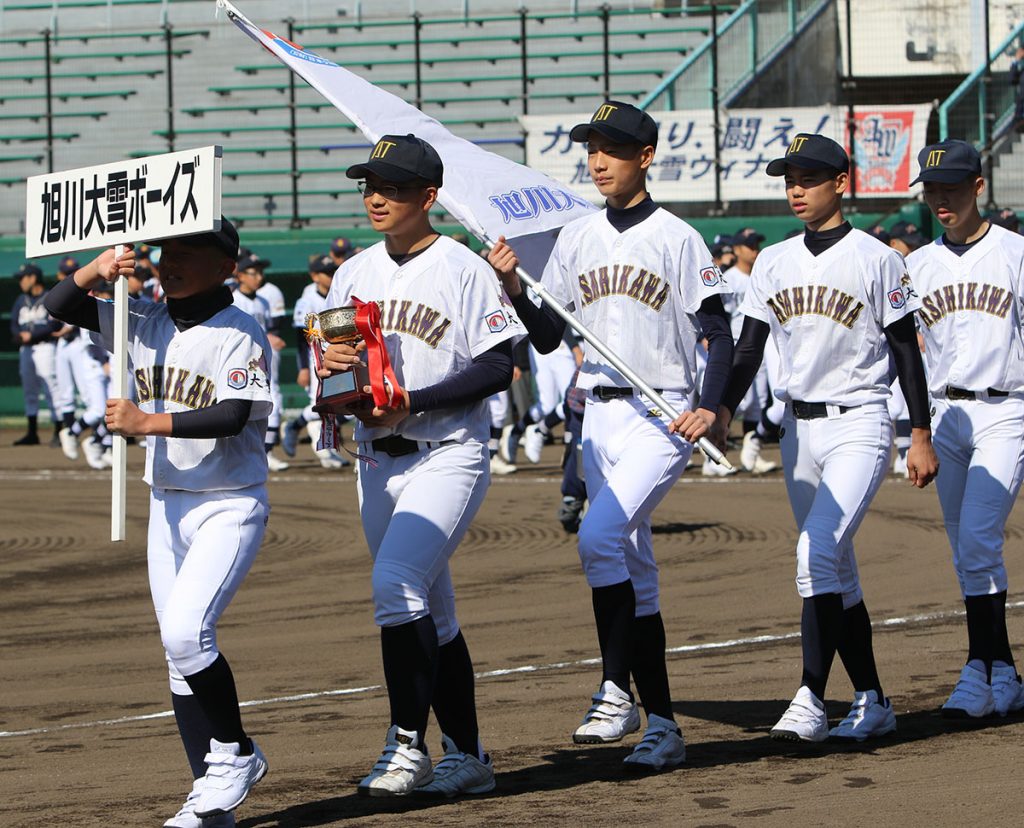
[484, 237, 733, 470]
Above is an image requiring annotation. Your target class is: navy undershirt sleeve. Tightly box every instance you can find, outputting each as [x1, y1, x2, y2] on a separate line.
[510, 291, 566, 354]
[720, 316, 771, 417]
[407, 340, 513, 414]
[884, 314, 930, 429]
[295, 327, 311, 371]
[694, 294, 733, 413]
[171, 398, 253, 439]
[44, 277, 101, 331]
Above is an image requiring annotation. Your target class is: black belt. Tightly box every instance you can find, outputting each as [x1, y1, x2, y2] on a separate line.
[370, 435, 456, 457]
[791, 400, 856, 420]
[945, 385, 1009, 401]
[592, 385, 663, 401]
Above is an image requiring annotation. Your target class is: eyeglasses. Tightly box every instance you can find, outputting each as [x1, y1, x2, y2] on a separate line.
[357, 181, 409, 200]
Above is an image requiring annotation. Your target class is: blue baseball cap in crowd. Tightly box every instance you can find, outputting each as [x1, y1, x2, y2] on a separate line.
[347, 134, 444, 186]
[14, 263, 42, 279]
[867, 224, 891, 244]
[57, 256, 80, 276]
[766, 133, 850, 176]
[734, 227, 765, 246]
[330, 237, 354, 258]
[569, 100, 659, 149]
[986, 207, 1020, 232]
[910, 140, 982, 185]
[237, 252, 270, 272]
[309, 254, 336, 275]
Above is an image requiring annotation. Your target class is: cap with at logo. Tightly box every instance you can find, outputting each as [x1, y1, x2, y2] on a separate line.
[330, 237, 354, 257]
[910, 140, 982, 185]
[766, 133, 850, 176]
[346, 134, 444, 185]
[569, 100, 659, 148]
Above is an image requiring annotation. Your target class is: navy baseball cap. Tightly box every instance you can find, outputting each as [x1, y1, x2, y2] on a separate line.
[237, 252, 270, 272]
[330, 237, 354, 257]
[734, 227, 765, 246]
[57, 256, 80, 275]
[910, 140, 982, 185]
[136, 243, 153, 261]
[162, 216, 239, 260]
[346, 134, 444, 186]
[309, 254, 336, 275]
[867, 224, 891, 244]
[766, 133, 850, 176]
[986, 207, 1020, 231]
[570, 100, 659, 149]
[710, 240, 734, 258]
[14, 263, 42, 279]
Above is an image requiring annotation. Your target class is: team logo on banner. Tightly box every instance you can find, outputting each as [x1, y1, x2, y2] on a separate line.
[227, 368, 248, 389]
[484, 310, 508, 333]
[271, 37, 336, 67]
[888, 288, 906, 309]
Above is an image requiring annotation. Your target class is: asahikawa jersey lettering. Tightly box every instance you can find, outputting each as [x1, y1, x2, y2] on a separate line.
[95, 298, 273, 492]
[541, 207, 726, 393]
[907, 223, 1024, 396]
[327, 235, 525, 444]
[741, 229, 918, 406]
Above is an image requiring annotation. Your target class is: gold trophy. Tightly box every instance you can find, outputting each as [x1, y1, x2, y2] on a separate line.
[305, 304, 379, 413]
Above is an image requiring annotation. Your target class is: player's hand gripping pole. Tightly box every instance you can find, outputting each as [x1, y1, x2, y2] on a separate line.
[111, 244, 128, 542]
[485, 238, 733, 470]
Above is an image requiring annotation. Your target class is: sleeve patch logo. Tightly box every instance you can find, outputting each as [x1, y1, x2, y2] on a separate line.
[484, 310, 508, 333]
[227, 368, 248, 389]
[888, 288, 906, 310]
[700, 266, 721, 287]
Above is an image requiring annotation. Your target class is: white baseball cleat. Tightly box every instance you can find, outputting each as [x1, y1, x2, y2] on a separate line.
[740, 431, 777, 473]
[523, 424, 545, 464]
[58, 427, 79, 460]
[701, 456, 738, 477]
[414, 734, 495, 797]
[266, 452, 290, 472]
[942, 663, 996, 719]
[163, 779, 236, 828]
[193, 739, 268, 817]
[489, 454, 517, 475]
[989, 662, 1024, 716]
[572, 680, 641, 744]
[622, 714, 686, 770]
[771, 686, 829, 742]
[828, 690, 896, 740]
[82, 438, 106, 470]
[315, 448, 349, 469]
[499, 423, 519, 465]
[358, 725, 433, 797]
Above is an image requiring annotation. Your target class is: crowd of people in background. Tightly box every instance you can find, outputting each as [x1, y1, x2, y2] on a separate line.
[9, 205, 1024, 530]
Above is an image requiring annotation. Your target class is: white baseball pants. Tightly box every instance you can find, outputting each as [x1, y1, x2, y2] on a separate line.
[19, 342, 57, 419]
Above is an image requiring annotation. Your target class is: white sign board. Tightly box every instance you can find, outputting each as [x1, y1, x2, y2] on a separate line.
[522, 105, 930, 204]
[25, 145, 223, 258]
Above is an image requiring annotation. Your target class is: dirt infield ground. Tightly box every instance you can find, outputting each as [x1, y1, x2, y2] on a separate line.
[2, 431, 1024, 827]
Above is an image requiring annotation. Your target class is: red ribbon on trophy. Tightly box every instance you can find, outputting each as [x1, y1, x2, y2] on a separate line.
[353, 296, 403, 409]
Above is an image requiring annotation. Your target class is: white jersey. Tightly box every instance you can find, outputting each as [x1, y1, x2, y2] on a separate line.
[257, 280, 287, 321]
[541, 207, 726, 393]
[741, 228, 918, 406]
[293, 282, 331, 326]
[95, 298, 273, 491]
[327, 235, 525, 444]
[721, 264, 754, 341]
[907, 224, 1024, 395]
[232, 289, 272, 332]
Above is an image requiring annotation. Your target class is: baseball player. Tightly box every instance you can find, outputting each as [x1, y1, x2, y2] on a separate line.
[712, 133, 938, 742]
[489, 100, 734, 770]
[234, 253, 289, 471]
[906, 140, 1024, 717]
[720, 227, 778, 475]
[44, 220, 271, 826]
[10, 263, 61, 446]
[281, 254, 350, 469]
[318, 135, 522, 797]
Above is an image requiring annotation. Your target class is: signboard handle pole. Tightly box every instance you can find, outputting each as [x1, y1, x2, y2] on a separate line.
[111, 244, 128, 542]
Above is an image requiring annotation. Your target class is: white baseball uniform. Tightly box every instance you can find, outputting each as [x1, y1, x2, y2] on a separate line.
[55, 329, 108, 425]
[258, 280, 287, 432]
[93, 296, 272, 693]
[293, 281, 331, 420]
[741, 229, 917, 605]
[540, 207, 726, 614]
[327, 236, 523, 641]
[908, 224, 1024, 597]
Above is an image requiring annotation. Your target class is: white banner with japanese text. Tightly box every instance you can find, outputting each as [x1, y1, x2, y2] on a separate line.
[521, 105, 931, 203]
[25, 145, 223, 258]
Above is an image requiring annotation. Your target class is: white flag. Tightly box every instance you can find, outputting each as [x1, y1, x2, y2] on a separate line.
[217, 0, 597, 276]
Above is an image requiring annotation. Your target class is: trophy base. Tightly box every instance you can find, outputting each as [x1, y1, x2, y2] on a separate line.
[315, 366, 374, 414]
